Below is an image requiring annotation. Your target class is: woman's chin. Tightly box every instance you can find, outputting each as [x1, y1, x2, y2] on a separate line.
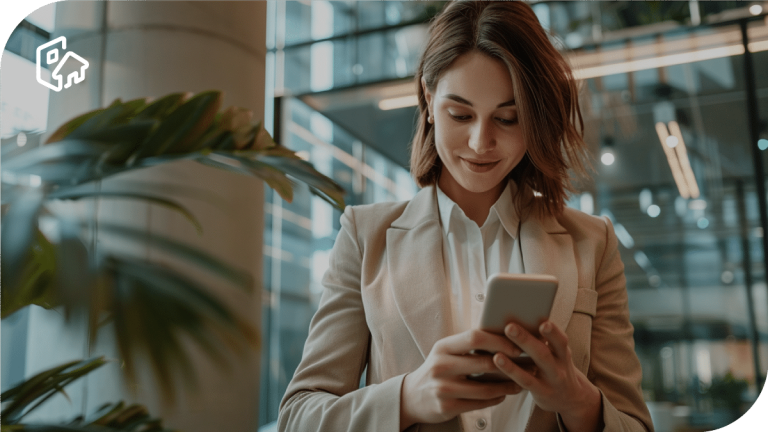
[455, 176, 507, 195]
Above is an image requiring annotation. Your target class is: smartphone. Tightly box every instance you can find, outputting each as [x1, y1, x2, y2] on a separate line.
[468, 273, 559, 382]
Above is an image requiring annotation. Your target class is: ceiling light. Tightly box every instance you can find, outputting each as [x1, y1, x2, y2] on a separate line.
[655, 122, 691, 199]
[614, 223, 635, 249]
[750, 4, 763, 15]
[647, 204, 661, 218]
[675, 196, 688, 217]
[639, 188, 652, 212]
[689, 199, 707, 210]
[572, 44, 746, 80]
[378, 95, 418, 111]
[697, 217, 709, 229]
[721, 270, 735, 284]
[655, 121, 700, 199]
[665, 135, 679, 148]
[668, 121, 700, 199]
[758, 139, 768, 150]
[601, 150, 615, 166]
[634, 251, 652, 270]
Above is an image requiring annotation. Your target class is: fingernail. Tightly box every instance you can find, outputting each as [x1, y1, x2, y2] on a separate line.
[496, 355, 506, 366]
[540, 322, 551, 334]
[507, 324, 519, 338]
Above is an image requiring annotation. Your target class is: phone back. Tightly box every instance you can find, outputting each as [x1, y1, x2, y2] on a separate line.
[479, 273, 558, 335]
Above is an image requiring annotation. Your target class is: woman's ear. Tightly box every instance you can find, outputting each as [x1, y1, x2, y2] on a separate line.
[421, 77, 433, 118]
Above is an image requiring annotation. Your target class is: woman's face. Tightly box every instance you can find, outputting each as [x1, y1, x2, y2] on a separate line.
[423, 51, 526, 200]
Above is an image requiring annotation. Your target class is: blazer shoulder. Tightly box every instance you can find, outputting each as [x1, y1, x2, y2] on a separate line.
[344, 200, 409, 246]
[558, 207, 611, 235]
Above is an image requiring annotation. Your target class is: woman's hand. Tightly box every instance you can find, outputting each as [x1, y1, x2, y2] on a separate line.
[399, 329, 524, 431]
[492, 321, 604, 432]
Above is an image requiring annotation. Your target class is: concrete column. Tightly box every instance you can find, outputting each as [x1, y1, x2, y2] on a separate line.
[29, 2, 267, 431]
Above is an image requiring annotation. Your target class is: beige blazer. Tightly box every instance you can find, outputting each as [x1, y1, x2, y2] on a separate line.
[279, 186, 654, 432]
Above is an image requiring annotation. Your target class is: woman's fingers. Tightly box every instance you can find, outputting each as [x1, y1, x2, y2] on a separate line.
[493, 352, 542, 393]
[430, 351, 502, 377]
[539, 321, 570, 361]
[504, 323, 553, 365]
[434, 379, 522, 400]
[434, 329, 521, 359]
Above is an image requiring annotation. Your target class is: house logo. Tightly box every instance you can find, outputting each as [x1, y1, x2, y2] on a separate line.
[36, 36, 89, 92]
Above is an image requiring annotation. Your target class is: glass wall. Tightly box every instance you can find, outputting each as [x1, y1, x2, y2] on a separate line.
[258, 97, 417, 426]
[567, 16, 768, 429]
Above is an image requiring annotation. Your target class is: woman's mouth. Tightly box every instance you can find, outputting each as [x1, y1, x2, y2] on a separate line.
[461, 158, 500, 173]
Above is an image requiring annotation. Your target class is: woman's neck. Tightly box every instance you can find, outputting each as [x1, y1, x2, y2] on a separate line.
[437, 173, 506, 226]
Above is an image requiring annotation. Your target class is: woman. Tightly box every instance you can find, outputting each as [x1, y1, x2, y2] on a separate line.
[279, 2, 653, 432]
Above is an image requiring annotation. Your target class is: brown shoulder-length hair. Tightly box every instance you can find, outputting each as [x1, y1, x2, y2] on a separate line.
[411, 0, 589, 219]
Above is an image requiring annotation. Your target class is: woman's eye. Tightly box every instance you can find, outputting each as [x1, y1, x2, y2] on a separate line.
[497, 117, 518, 125]
[449, 114, 471, 121]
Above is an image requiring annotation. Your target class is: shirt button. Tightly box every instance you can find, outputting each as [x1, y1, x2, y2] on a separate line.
[475, 293, 485, 302]
[475, 418, 487, 430]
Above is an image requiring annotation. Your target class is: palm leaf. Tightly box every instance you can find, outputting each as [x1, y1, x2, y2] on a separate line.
[2, 400, 176, 431]
[130, 91, 222, 160]
[95, 222, 252, 289]
[104, 256, 257, 402]
[48, 189, 203, 235]
[64, 98, 150, 142]
[134, 92, 192, 121]
[253, 154, 346, 209]
[1, 357, 107, 423]
[2, 140, 112, 173]
[199, 153, 295, 202]
[44, 109, 107, 144]
[83, 120, 157, 146]
[1, 229, 57, 319]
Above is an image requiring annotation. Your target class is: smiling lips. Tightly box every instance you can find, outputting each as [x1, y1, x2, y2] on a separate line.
[461, 157, 500, 173]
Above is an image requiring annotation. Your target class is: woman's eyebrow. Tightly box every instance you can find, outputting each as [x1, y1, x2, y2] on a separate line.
[444, 93, 516, 108]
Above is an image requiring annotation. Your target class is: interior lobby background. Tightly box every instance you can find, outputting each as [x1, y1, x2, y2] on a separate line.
[2, 2, 768, 432]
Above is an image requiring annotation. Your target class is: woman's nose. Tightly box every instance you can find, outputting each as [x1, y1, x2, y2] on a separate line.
[468, 121, 496, 154]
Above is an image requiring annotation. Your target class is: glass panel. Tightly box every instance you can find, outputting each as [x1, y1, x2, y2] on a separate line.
[258, 97, 417, 426]
[283, 0, 354, 45]
[570, 19, 768, 429]
[356, 25, 428, 82]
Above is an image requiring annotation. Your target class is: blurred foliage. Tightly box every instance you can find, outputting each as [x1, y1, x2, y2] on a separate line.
[703, 371, 749, 414]
[1, 90, 346, 426]
[1, 357, 176, 432]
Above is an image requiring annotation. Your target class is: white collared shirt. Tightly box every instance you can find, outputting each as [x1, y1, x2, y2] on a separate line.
[436, 181, 535, 432]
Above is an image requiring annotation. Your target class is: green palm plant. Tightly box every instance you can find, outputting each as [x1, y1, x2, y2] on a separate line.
[1, 90, 346, 431]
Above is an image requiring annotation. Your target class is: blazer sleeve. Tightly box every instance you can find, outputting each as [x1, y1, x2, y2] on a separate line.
[558, 216, 654, 432]
[278, 206, 406, 432]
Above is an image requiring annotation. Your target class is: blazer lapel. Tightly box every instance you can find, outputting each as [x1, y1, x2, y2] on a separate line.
[519, 211, 578, 339]
[520, 211, 579, 432]
[386, 186, 453, 359]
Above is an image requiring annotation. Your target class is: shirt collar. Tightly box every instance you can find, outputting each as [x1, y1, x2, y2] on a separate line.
[435, 180, 520, 239]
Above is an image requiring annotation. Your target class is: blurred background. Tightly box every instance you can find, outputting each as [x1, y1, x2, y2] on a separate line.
[2, 1, 768, 432]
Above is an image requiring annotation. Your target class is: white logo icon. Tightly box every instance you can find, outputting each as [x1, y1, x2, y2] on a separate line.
[36, 36, 89, 92]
